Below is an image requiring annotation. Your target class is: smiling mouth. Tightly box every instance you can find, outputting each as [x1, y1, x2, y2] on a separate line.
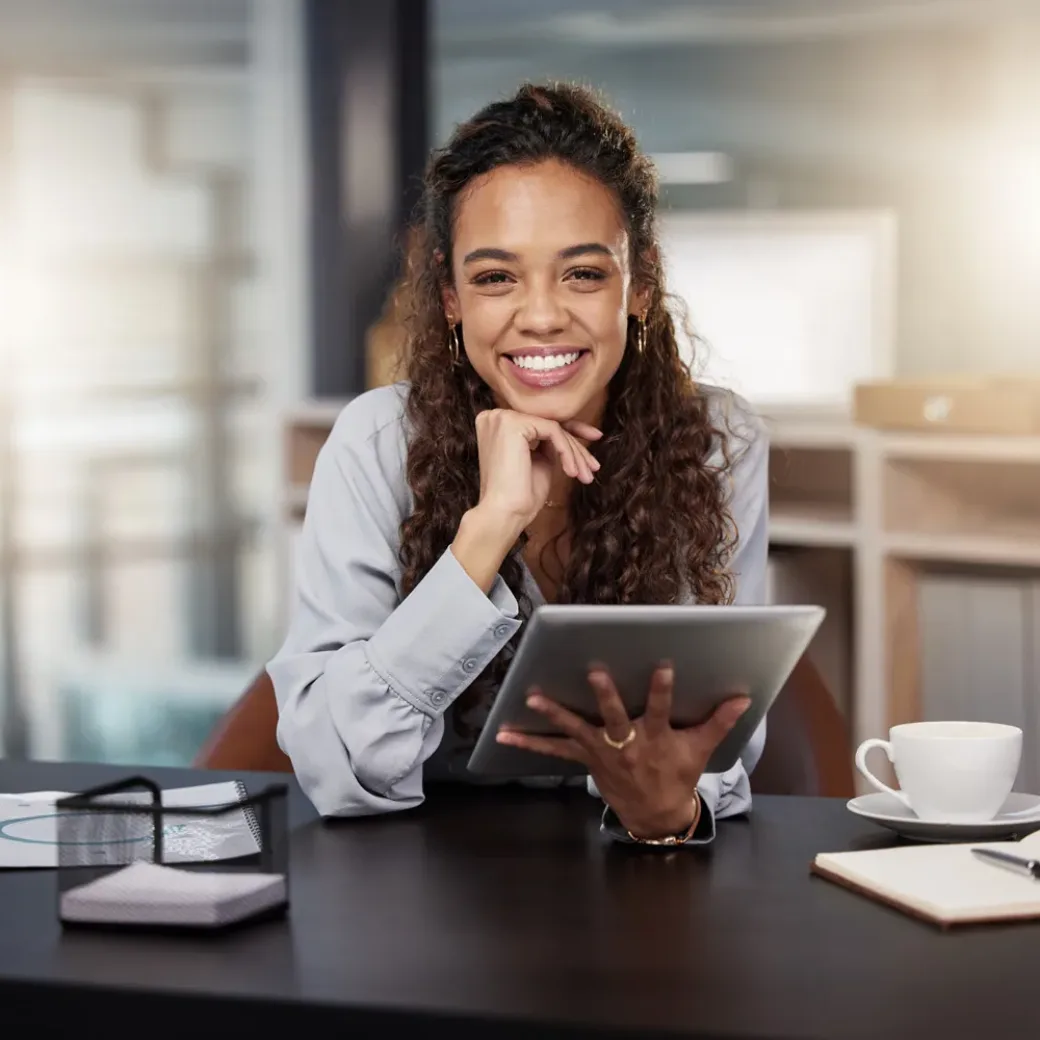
[504, 349, 589, 372]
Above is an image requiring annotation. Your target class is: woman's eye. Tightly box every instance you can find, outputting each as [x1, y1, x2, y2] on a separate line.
[472, 271, 513, 286]
[568, 267, 607, 282]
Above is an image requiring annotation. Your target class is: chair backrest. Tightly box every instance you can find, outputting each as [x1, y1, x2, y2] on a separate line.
[195, 654, 854, 796]
[750, 654, 854, 798]
[193, 669, 293, 773]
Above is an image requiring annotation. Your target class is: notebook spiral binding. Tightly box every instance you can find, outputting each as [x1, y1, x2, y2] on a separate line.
[233, 779, 264, 852]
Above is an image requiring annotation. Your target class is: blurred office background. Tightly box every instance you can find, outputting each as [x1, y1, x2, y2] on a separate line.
[0, 0, 1038, 768]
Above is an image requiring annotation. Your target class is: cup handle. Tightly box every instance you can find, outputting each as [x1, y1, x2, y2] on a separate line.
[854, 738, 911, 809]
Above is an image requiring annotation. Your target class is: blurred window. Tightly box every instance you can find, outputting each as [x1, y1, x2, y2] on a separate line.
[0, 0, 304, 764]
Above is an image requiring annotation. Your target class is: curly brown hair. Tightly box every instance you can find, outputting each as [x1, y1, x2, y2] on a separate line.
[396, 82, 739, 729]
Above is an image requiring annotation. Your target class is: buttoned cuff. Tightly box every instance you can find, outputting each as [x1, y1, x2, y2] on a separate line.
[365, 547, 522, 717]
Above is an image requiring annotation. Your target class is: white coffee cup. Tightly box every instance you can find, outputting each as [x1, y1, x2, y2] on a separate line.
[855, 721, 1022, 823]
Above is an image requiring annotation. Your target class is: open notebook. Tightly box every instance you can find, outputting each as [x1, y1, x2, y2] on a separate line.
[812, 829, 1040, 928]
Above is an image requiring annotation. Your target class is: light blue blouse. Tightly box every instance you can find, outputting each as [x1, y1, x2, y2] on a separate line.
[268, 382, 769, 842]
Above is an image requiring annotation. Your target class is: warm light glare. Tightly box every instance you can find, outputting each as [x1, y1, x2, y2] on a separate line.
[0, 252, 49, 371]
[1000, 154, 1040, 263]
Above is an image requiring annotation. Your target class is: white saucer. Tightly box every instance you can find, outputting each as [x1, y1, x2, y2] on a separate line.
[847, 792, 1040, 843]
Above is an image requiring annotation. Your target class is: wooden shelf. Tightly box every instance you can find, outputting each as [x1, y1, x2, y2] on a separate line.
[883, 456, 1040, 562]
[770, 506, 858, 547]
[882, 432, 1040, 463]
[766, 416, 863, 450]
[884, 532, 1040, 569]
[768, 428, 855, 552]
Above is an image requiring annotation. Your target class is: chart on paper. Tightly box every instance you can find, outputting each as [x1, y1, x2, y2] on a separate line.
[0, 782, 261, 868]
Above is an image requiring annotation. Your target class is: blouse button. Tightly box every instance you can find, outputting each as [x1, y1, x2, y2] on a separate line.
[494, 623, 511, 639]
[462, 658, 478, 673]
[428, 689, 447, 706]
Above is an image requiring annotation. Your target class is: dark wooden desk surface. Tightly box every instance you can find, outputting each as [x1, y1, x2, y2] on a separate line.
[0, 760, 1035, 1039]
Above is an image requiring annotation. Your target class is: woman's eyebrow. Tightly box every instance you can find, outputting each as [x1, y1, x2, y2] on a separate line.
[557, 242, 614, 261]
[462, 247, 518, 265]
[462, 242, 614, 265]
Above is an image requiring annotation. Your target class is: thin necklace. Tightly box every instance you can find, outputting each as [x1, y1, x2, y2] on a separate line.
[543, 499, 567, 509]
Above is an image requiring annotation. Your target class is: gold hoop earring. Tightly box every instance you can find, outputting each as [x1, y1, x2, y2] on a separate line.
[448, 322, 460, 365]
[636, 314, 647, 355]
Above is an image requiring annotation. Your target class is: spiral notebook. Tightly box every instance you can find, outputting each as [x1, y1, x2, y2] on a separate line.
[0, 781, 261, 869]
[812, 829, 1040, 928]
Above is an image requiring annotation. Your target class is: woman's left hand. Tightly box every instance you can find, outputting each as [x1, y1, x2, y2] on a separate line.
[496, 665, 750, 839]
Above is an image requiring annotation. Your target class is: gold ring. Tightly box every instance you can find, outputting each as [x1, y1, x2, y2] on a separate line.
[602, 727, 636, 750]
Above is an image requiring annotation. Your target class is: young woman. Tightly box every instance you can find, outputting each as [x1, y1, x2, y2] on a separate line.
[268, 83, 768, 847]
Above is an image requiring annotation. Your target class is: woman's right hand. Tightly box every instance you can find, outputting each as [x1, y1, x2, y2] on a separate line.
[451, 409, 601, 594]
[473, 408, 602, 528]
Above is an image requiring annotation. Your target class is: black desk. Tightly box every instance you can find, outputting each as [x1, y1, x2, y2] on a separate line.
[0, 761, 1035, 1039]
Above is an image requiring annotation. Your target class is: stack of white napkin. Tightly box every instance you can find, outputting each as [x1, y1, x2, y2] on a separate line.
[61, 862, 286, 928]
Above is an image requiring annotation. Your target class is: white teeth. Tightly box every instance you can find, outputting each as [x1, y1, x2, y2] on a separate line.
[511, 351, 580, 371]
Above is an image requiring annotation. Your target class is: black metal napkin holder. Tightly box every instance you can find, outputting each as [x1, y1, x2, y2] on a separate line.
[54, 775, 289, 931]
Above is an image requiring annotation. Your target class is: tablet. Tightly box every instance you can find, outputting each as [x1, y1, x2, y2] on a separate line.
[466, 604, 825, 778]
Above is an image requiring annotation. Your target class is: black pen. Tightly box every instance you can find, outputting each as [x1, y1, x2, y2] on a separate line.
[971, 847, 1040, 879]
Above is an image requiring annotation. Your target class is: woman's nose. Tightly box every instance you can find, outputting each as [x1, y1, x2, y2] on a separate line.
[515, 280, 567, 337]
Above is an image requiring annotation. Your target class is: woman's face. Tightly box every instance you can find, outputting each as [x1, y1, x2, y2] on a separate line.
[444, 159, 647, 425]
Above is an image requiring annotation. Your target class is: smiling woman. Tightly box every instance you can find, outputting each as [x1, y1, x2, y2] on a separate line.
[268, 83, 769, 846]
[448, 177, 639, 416]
